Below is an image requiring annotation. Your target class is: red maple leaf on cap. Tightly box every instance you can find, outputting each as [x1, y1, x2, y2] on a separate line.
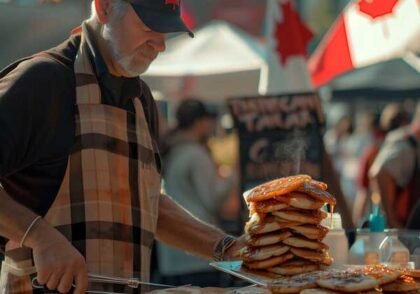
[274, 1, 313, 65]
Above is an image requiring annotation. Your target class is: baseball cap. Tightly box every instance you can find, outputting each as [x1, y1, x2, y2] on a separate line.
[176, 99, 217, 128]
[127, 0, 194, 37]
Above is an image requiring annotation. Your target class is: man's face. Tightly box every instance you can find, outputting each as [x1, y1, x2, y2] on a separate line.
[103, 4, 166, 77]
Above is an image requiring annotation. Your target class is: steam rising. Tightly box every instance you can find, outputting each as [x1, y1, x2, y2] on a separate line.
[273, 131, 308, 175]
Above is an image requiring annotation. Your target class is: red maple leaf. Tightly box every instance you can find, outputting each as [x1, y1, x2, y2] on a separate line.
[358, 0, 399, 19]
[274, 1, 313, 66]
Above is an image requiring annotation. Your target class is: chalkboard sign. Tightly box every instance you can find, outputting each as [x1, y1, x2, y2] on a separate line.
[228, 93, 324, 193]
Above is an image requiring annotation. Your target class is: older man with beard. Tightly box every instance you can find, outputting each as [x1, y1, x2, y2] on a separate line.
[0, 1, 243, 293]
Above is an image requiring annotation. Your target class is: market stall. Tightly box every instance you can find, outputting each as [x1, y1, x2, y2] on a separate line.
[142, 20, 266, 101]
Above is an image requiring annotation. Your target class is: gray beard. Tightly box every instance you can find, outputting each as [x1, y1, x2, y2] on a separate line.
[103, 23, 143, 77]
[118, 53, 142, 77]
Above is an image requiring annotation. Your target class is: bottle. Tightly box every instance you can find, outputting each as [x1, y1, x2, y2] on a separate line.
[379, 229, 410, 264]
[348, 228, 369, 265]
[364, 205, 386, 264]
[322, 213, 349, 268]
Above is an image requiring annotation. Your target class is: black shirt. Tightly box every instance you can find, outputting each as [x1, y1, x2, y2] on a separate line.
[0, 27, 159, 217]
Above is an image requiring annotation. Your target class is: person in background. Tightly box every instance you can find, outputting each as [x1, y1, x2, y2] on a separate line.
[353, 103, 410, 226]
[369, 103, 420, 228]
[0, 1, 244, 293]
[157, 99, 236, 287]
[324, 114, 353, 172]
[324, 114, 357, 208]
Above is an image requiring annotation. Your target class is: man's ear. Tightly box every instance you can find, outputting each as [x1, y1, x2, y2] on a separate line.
[95, 0, 111, 24]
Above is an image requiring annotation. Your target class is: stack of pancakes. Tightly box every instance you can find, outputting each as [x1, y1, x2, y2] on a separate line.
[239, 175, 336, 276]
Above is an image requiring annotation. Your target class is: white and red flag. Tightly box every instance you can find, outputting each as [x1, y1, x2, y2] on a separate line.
[259, 0, 314, 95]
[309, 0, 420, 87]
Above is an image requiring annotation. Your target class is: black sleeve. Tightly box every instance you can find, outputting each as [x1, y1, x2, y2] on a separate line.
[0, 56, 73, 176]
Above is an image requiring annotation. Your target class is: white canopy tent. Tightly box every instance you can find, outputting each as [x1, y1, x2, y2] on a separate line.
[142, 21, 267, 101]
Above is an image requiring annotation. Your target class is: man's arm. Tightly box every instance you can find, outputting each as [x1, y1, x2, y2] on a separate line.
[0, 57, 87, 293]
[0, 188, 88, 293]
[155, 193, 244, 260]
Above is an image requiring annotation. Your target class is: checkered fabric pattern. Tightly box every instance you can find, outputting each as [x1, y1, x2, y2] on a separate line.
[1, 31, 161, 294]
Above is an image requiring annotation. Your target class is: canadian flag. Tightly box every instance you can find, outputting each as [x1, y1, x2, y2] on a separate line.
[309, 0, 420, 87]
[259, 0, 314, 95]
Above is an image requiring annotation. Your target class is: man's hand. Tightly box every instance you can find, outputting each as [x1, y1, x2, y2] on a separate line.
[27, 220, 88, 294]
[224, 234, 246, 260]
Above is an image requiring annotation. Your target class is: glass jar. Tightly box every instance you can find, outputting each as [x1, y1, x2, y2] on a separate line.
[364, 231, 386, 265]
[348, 229, 369, 265]
[379, 229, 410, 263]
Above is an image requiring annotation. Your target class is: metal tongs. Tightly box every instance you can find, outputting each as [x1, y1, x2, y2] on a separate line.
[32, 273, 177, 293]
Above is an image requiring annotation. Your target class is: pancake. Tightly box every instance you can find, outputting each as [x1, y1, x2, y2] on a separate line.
[270, 270, 335, 293]
[301, 289, 382, 294]
[250, 199, 290, 214]
[360, 264, 402, 285]
[270, 284, 316, 294]
[300, 289, 340, 294]
[290, 247, 328, 262]
[293, 270, 336, 281]
[308, 179, 328, 191]
[247, 231, 292, 247]
[279, 192, 325, 210]
[283, 236, 329, 250]
[320, 255, 333, 266]
[290, 225, 329, 240]
[247, 210, 268, 222]
[245, 175, 312, 202]
[240, 264, 279, 279]
[316, 272, 379, 293]
[245, 216, 302, 235]
[407, 269, 420, 279]
[272, 210, 328, 225]
[239, 245, 290, 261]
[244, 253, 294, 270]
[297, 182, 336, 205]
[268, 275, 318, 293]
[381, 275, 420, 292]
[232, 285, 271, 294]
[246, 211, 264, 224]
[148, 286, 227, 293]
[267, 260, 320, 276]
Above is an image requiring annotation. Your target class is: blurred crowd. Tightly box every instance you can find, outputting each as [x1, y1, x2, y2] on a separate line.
[323, 101, 419, 229]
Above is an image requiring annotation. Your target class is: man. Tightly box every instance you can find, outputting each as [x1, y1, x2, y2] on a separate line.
[369, 103, 420, 228]
[0, 1, 243, 293]
[158, 99, 236, 287]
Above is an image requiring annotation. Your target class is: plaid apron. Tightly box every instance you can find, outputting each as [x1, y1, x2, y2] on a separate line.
[0, 32, 161, 293]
